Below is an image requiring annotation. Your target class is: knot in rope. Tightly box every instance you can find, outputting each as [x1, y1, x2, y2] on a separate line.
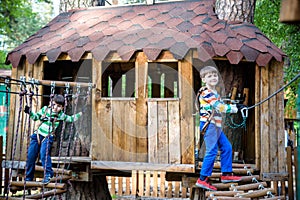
[19, 89, 27, 96]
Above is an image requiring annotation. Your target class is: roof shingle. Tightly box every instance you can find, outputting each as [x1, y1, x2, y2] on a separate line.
[6, 0, 285, 68]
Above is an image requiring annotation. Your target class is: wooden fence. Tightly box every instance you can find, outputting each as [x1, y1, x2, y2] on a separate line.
[107, 170, 190, 198]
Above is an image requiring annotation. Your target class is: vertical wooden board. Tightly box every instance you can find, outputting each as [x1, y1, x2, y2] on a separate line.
[93, 101, 113, 160]
[260, 64, 270, 173]
[174, 181, 180, 197]
[12, 64, 25, 163]
[157, 101, 168, 164]
[148, 101, 158, 163]
[254, 64, 261, 170]
[92, 59, 113, 161]
[168, 101, 181, 164]
[167, 182, 172, 198]
[275, 62, 285, 172]
[125, 177, 131, 195]
[269, 64, 278, 172]
[159, 171, 166, 197]
[124, 100, 137, 162]
[112, 100, 125, 161]
[118, 177, 123, 196]
[145, 171, 151, 196]
[135, 52, 148, 162]
[138, 170, 144, 196]
[179, 51, 194, 165]
[6, 67, 18, 159]
[110, 176, 116, 195]
[131, 170, 137, 195]
[152, 171, 158, 197]
[181, 186, 187, 198]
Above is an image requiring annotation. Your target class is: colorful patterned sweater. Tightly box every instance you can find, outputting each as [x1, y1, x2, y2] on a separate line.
[199, 88, 238, 128]
[30, 106, 82, 137]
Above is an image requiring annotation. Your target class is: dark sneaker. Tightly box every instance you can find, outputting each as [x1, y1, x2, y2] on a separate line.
[195, 178, 217, 191]
[221, 175, 242, 183]
[41, 176, 52, 185]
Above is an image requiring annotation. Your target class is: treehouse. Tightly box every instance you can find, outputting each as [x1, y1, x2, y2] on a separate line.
[2, 0, 286, 198]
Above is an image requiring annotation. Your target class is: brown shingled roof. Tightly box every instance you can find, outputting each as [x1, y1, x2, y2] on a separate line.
[6, 0, 285, 68]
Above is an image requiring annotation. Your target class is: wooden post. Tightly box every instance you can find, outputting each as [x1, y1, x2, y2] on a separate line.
[280, 0, 300, 23]
[135, 52, 148, 162]
[287, 146, 294, 200]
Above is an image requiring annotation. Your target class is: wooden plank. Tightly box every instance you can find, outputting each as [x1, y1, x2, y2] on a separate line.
[261, 172, 289, 181]
[287, 146, 294, 200]
[152, 171, 158, 197]
[92, 59, 113, 161]
[159, 172, 166, 197]
[179, 50, 194, 165]
[167, 182, 172, 198]
[138, 171, 144, 196]
[135, 52, 148, 162]
[6, 66, 19, 160]
[280, 0, 300, 22]
[275, 61, 285, 172]
[145, 171, 151, 196]
[91, 161, 194, 172]
[174, 181, 180, 197]
[124, 100, 137, 162]
[269, 63, 277, 173]
[110, 176, 116, 195]
[131, 170, 137, 196]
[118, 177, 123, 196]
[254, 64, 261, 170]
[148, 101, 158, 163]
[168, 101, 181, 164]
[125, 177, 130, 195]
[112, 100, 125, 161]
[260, 64, 270, 172]
[181, 186, 187, 198]
[157, 101, 168, 164]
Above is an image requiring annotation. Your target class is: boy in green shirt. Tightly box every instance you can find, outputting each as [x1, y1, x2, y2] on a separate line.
[24, 94, 82, 184]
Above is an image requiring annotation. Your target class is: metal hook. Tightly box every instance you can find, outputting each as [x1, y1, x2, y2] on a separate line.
[241, 107, 248, 118]
[51, 81, 55, 94]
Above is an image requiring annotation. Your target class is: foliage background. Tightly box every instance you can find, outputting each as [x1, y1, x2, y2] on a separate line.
[0, 0, 52, 69]
[255, 0, 300, 116]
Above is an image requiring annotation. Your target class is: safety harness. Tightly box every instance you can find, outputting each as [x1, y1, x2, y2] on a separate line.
[195, 86, 215, 135]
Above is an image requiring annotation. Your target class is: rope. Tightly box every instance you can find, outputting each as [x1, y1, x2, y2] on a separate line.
[23, 86, 34, 199]
[6, 85, 26, 199]
[53, 83, 70, 197]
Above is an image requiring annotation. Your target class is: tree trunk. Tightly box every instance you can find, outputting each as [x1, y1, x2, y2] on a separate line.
[215, 0, 256, 23]
[63, 175, 112, 200]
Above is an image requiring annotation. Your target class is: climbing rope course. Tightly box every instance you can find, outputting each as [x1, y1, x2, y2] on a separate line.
[0, 75, 94, 199]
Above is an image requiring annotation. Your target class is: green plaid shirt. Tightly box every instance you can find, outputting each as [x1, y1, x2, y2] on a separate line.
[30, 106, 82, 137]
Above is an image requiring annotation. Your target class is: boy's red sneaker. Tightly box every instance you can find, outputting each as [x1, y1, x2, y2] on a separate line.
[195, 178, 217, 191]
[221, 175, 242, 183]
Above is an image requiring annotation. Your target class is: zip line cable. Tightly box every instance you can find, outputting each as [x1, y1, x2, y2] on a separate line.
[247, 72, 300, 110]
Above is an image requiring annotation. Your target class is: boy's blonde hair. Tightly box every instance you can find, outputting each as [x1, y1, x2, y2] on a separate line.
[200, 66, 218, 78]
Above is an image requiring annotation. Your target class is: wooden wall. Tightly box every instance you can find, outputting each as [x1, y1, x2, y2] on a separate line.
[6, 51, 286, 175]
[91, 51, 195, 172]
[255, 61, 285, 173]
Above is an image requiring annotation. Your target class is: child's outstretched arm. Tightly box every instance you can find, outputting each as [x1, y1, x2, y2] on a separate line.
[24, 105, 47, 121]
[61, 112, 83, 123]
[201, 90, 238, 114]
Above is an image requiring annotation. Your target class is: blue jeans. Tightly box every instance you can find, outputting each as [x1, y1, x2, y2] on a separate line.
[25, 133, 54, 181]
[200, 122, 232, 177]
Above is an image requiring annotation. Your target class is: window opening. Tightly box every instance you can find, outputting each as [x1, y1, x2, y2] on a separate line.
[148, 62, 178, 98]
[101, 62, 135, 98]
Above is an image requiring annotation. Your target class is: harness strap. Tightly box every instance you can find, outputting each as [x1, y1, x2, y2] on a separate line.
[200, 109, 215, 135]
